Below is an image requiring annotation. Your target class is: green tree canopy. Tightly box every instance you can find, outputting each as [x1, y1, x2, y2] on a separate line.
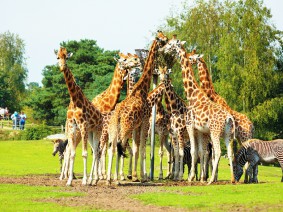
[25, 39, 122, 125]
[163, 0, 283, 139]
[0, 31, 27, 112]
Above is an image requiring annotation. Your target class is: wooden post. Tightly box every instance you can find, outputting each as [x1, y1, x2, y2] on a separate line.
[150, 74, 158, 181]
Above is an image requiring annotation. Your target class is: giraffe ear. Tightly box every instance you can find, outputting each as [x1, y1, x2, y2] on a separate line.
[67, 52, 73, 58]
[181, 41, 186, 45]
[54, 49, 58, 55]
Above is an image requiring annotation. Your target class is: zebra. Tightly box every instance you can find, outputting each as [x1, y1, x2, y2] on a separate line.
[52, 139, 68, 172]
[233, 139, 283, 183]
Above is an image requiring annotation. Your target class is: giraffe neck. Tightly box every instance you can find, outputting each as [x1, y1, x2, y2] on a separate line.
[156, 93, 165, 114]
[197, 59, 231, 110]
[127, 72, 137, 95]
[197, 59, 215, 97]
[131, 40, 158, 98]
[164, 80, 186, 114]
[178, 48, 207, 105]
[63, 66, 83, 104]
[147, 83, 165, 108]
[92, 64, 126, 112]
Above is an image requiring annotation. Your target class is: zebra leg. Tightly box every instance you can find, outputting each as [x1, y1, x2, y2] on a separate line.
[253, 164, 259, 183]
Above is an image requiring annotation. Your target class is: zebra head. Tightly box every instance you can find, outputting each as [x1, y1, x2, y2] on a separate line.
[233, 161, 243, 182]
[233, 146, 248, 182]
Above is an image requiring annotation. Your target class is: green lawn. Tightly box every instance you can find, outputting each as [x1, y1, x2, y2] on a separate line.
[0, 139, 282, 211]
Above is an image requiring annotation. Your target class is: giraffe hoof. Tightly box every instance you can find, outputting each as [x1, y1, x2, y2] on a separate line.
[132, 177, 139, 182]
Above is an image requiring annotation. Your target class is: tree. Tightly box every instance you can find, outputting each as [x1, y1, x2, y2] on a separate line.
[163, 0, 283, 139]
[26, 39, 121, 125]
[0, 31, 27, 112]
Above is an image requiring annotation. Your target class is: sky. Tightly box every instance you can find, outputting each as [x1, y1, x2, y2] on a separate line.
[1, 0, 283, 85]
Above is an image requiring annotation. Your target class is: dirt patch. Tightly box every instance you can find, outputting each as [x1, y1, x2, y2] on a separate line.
[0, 175, 232, 211]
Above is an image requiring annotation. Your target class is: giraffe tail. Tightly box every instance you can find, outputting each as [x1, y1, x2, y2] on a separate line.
[227, 114, 236, 141]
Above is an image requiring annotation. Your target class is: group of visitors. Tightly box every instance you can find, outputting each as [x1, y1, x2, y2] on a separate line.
[11, 111, 27, 130]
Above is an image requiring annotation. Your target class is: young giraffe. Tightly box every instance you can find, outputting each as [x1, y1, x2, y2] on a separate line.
[55, 47, 104, 186]
[106, 31, 168, 184]
[158, 66, 192, 181]
[160, 36, 236, 184]
[148, 87, 171, 180]
[61, 53, 142, 182]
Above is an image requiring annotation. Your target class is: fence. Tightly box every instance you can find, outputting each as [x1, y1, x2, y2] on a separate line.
[0, 120, 64, 132]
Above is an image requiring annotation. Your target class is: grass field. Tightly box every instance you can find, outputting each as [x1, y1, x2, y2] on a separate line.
[0, 139, 282, 211]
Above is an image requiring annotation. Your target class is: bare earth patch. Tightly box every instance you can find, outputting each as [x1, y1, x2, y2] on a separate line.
[0, 175, 234, 211]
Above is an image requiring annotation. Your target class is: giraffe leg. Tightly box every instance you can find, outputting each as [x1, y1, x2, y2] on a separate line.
[164, 135, 172, 179]
[60, 144, 70, 180]
[106, 148, 113, 185]
[132, 129, 140, 182]
[197, 133, 205, 182]
[140, 123, 149, 182]
[178, 130, 185, 181]
[178, 146, 184, 181]
[81, 139, 88, 186]
[187, 126, 197, 182]
[119, 154, 125, 181]
[208, 135, 221, 185]
[88, 133, 95, 185]
[226, 138, 235, 183]
[127, 142, 133, 180]
[88, 132, 100, 186]
[173, 136, 180, 181]
[158, 134, 165, 180]
[66, 142, 77, 186]
[244, 162, 250, 183]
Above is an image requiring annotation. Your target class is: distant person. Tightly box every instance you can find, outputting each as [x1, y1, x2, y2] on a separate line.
[11, 111, 18, 130]
[19, 111, 27, 130]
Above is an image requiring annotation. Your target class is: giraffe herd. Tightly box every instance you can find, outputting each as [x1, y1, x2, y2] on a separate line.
[54, 31, 283, 187]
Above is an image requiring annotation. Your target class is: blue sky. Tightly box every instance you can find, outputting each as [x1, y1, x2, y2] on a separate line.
[1, 0, 282, 85]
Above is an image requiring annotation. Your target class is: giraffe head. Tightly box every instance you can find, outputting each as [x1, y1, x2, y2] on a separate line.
[116, 52, 142, 80]
[155, 30, 169, 49]
[54, 47, 73, 71]
[159, 35, 186, 55]
[157, 66, 172, 83]
[188, 52, 204, 65]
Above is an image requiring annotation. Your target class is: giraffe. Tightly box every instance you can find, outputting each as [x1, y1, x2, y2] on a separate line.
[55, 47, 104, 186]
[63, 53, 141, 184]
[157, 66, 191, 181]
[190, 53, 255, 182]
[113, 65, 142, 181]
[190, 53, 254, 143]
[106, 31, 168, 184]
[115, 67, 169, 182]
[61, 53, 142, 182]
[160, 36, 236, 184]
[148, 85, 171, 180]
[96, 53, 142, 181]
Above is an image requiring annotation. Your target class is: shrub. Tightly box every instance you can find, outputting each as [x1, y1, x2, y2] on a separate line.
[20, 124, 59, 140]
